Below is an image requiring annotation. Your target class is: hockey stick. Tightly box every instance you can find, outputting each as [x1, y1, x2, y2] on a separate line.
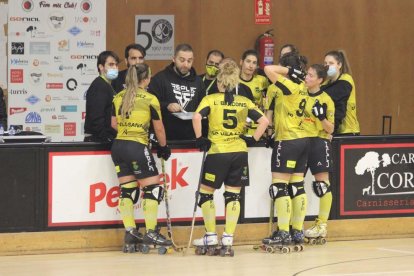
[161, 159, 183, 252]
[269, 198, 275, 236]
[183, 150, 207, 256]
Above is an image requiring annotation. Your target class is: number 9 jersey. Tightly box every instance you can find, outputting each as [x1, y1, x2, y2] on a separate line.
[195, 93, 264, 154]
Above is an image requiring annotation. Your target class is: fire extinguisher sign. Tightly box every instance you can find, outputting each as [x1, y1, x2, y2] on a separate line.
[255, 0, 271, 25]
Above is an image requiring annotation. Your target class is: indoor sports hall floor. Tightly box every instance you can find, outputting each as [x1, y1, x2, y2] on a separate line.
[1, 238, 413, 276]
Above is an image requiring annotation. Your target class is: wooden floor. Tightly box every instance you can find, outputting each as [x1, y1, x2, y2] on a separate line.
[1, 238, 414, 276]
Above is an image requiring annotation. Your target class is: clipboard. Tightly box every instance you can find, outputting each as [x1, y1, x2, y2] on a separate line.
[171, 112, 194, 120]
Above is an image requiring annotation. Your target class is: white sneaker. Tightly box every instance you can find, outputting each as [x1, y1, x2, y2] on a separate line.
[305, 219, 327, 238]
[193, 232, 218, 246]
[221, 232, 233, 246]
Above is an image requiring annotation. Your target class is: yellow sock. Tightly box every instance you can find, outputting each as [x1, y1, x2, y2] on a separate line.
[291, 193, 307, 230]
[224, 189, 241, 235]
[272, 179, 290, 232]
[142, 197, 158, 231]
[200, 188, 216, 233]
[288, 175, 303, 228]
[318, 181, 332, 223]
[118, 181, 138, 230]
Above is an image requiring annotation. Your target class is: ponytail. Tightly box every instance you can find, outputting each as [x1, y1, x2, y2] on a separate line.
[121, 63, 150, 118]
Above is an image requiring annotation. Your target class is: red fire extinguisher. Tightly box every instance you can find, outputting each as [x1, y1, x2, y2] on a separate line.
[255, 29, 275, 69]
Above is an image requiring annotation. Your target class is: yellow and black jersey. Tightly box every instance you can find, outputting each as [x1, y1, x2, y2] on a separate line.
[302, 91, 335, 139]
[112, 88, 162, 145]
[268, 76, 309, 141]
[239, 74, 269, 109]
[322, 73, 360, 134]
[337, 74, 359, 134]
[196, 93, 264, 154]
[264, 83, 283, 136]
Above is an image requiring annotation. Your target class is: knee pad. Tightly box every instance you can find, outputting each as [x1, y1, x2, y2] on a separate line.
[120, 182, 140, 204]
[288, 181, 305, 198]
[142, 184, 164, 204]
[312, 181, 331, 197]
[223, 191, 241, 206]
[197, 192, 214, 208]
[269, 183, 289, 200]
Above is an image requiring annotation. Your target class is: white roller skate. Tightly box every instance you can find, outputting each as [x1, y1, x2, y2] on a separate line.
[193, 232, 219, 256]
[305, 219, 327, 245]
[219, 232, 235, 257]
[122, 228, 143, 253]
[141, 228, 173, 255]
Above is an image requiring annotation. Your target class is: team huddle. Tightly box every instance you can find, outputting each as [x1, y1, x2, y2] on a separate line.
[89, 42, 360, 255]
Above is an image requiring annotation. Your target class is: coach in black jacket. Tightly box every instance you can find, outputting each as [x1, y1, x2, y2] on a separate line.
[148, 44, 205, 141]
[84, 51, 119, 142]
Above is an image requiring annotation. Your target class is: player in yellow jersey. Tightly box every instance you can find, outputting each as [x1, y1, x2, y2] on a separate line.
[239, 50, 269, 136]
[322, 50, 360, 135]
[111, 63, 172, 252]
[192, 59, 269, 255]
[302, 65, 335, 245]
[261, 52, 311, 250]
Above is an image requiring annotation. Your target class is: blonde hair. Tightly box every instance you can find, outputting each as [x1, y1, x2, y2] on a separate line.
[217, 58, 240, 92]
[121, 63, 150, 118]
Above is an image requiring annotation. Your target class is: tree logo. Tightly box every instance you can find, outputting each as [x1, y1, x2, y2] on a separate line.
[355, 151, 391, 195]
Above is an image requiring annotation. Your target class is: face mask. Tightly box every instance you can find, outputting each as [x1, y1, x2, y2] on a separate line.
[105, 68, 118, 80]
[205, 64, 219, 77]
[327, 65, 337, 77]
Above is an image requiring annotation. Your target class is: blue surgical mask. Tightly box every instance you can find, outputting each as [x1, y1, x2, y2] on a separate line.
[106, 68, 118, 80]
[327, 65, 337, 77]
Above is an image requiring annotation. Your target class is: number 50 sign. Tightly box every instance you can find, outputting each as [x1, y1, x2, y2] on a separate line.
[135, 15, 175, 60]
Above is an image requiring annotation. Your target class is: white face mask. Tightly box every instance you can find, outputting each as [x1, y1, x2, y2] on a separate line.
[327, 65, 337, 77]
[105, 68, 118, 80]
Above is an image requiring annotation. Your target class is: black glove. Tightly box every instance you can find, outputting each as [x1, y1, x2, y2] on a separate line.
[240, 135, 258, 147]
[288, 67, 306, 84]
[157, 145, 171, 160]
[312, 100, 327, 121]
[265, 134, 275, 149]
[195, 137, 211, 152]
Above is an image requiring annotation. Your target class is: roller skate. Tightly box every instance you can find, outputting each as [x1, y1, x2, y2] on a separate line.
[259, 230, 292, 254]
[218, 232, 235, 257]
[305, 219, 327, 245]
[140, 227, 173, 255]
[290, 229, 305, 252]
[122, 228, 143, 253]
[193, 232, 220, 256]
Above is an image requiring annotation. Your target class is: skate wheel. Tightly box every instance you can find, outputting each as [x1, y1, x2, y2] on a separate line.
[141, 244, 150, 254]
[253, 245, 260, 250]
[265, 246, 274, 254]
[219, 248, 226, 257]
[158, 247, 167, 255]
[280, 246, 290, 254]
[123, 244, 136, 253]
[310, 238, 317, 245]
[167, 247, 174, 253]
[195, 247, 203, 255]
[229, 249, 235, 257]
[207, 247, 216, 256]
[294, 244, 304, 252]
[320, 238, 327, 245]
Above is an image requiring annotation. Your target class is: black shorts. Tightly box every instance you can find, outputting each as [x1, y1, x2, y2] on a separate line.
[271, 138, 310, 174]
[308, 137, 332, 174]
[202, 152, 249, 189]
[111, 139, 159, 179]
